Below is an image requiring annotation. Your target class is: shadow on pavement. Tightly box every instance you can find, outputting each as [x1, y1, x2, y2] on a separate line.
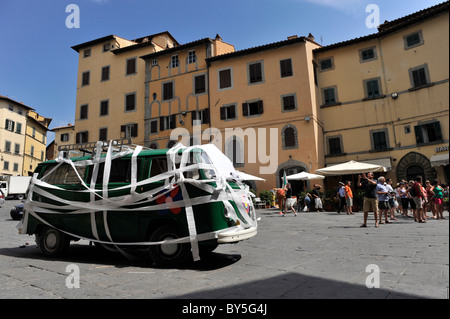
[0, 242, 241, 271]
[172, 272, 422, 299]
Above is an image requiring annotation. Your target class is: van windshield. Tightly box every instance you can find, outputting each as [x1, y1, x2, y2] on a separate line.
[177, 149, 215, 180]
[40, 164, 86, 185]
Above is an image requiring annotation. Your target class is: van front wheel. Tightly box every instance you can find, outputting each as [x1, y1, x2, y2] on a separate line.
[148, 225, 190, 267]
[36, 226, 70, 257]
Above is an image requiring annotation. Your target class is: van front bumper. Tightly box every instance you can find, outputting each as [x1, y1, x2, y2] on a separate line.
[217, 226, 257, 243]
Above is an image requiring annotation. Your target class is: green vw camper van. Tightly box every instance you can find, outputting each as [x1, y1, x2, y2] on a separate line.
[18, 140, 258, 266]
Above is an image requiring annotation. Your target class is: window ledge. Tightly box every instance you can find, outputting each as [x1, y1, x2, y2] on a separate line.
[408, 82, 435, 92]
[325, 153, 347, 158]
[369, 148, 393, 153]
[363, 95, 386, 101]
[320, 102, 342, 109]
[416, 140, 444, 147]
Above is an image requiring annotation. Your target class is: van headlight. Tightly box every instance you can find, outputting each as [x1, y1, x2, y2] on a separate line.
[223, 206, 231, 219]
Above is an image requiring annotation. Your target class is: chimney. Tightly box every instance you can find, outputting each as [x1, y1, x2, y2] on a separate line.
[307, 33, 315, 41]
[287, 35, 298, 40]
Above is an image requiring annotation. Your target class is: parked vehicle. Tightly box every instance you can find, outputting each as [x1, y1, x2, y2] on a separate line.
[18, 140, 258, 266]
[10, 204, 24, 220]
[0, 189, 5, 206]
[0, 176, 31, 200]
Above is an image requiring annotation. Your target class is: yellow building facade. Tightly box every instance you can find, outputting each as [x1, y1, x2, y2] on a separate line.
[23, 110, 52, 176]
[315, 2, 449, 185]
[0, 96, 30, 176]
[206, 36, 322, 192]
[70, 2, 449, 194]
[72, 32, 179, 145]
[0, 96, 51, 177]
[50, 123, 75, 159]
[139, 35, 235, 149]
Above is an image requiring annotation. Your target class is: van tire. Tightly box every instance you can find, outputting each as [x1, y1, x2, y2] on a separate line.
[36, 226, 70, 257]
[148, 225, 190, 267]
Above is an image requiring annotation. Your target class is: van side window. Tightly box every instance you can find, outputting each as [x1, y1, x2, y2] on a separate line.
[41, 164, 86, 185]
[150, 158, 168, 177]
[89, 159, 141, 184]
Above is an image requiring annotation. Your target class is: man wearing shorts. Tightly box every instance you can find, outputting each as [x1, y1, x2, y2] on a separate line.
[376, 176, 390, 224]
[283, 183, 297, 216]
[358, 172, 379, 227]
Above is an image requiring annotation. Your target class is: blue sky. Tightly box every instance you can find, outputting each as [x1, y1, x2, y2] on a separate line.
[0, 0, 444, 143]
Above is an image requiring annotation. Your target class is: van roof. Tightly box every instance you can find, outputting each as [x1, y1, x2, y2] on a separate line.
[41, 146, 206, 166]
[42, 148, 172, 165]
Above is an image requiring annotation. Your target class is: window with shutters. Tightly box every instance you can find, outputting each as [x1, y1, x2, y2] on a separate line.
[15, 122, 22, 134]
[101, 65, 110, 81]
[5, 119, 15, 132]
[409, 64, 431, 89]
[159, 115, 176, 131]
[99, 127, 108, 141]
[242, 100, 263, 117]
[404, 31, 423, 50]
[82, 71, 90, 86]
[83, 49, 91, 58]
[220, 104, 237, 121]
[170, 55, 179, 68]
[80, 104, 88, 120]
[328, 137, 343, 155]
[60, 133, 69, 142]
[282, 125, 298, 150]
[359, 47, 377, 63]
[125, 92, 136, 112]
[121, 123, 138, 138]
[414, 121, 443, 145]
[194, 74, 206, 95]
[76, 131, 89, 144]
[191, 109, 210, 125]
[162, 81, 174, 101]
[187, 50, 197, 64]
[4, 141, 11, 153]
[218, 68, 232, 90]
[321, 86, 339, 106]
[126, 57, 136, 75]
[370, 130, 389, 151]
[280, 59, 293, 77]
[225, 136, 244, 167]
[100, 100, 109, 116]
[282, 94, 297, 111]
[363, 78, 382, 99]
[247, 61, 264, 84]
[319, 57, 334, 72]
[150, 119, 158, 134]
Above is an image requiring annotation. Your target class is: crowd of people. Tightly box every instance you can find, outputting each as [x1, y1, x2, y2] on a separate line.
[275, 173, 448, 228]
[358, 173, 447, 227]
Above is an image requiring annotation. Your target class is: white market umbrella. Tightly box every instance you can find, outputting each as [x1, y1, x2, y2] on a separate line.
[287, 171, 325, 181]
[236, 171, 266, 181]
[315, 160, 387, 176]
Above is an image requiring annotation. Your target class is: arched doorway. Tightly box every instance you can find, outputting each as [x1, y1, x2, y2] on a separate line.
[278, 166, 305, 196]
[396, 152, 435, 182]
[406, 165, 425, 182]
